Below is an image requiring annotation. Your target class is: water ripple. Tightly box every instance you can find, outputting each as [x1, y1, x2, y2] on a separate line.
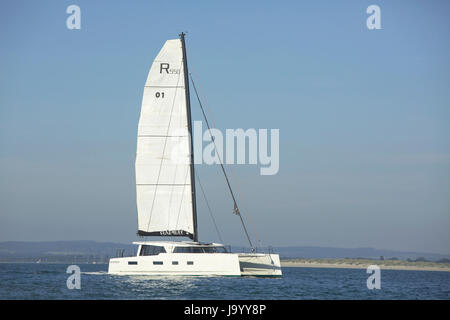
[0, 263, 449, 299]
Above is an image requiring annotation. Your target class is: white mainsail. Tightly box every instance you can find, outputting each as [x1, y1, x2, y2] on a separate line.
[136, 39, 194, 238]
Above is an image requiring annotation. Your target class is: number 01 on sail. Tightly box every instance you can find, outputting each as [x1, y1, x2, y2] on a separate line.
[108, 33, 282, 277]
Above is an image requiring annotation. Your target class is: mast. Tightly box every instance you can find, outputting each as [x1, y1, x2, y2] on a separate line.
[180, 32, 199, 242]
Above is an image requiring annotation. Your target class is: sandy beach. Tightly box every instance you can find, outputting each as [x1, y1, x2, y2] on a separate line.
[281, 259, 450, 272]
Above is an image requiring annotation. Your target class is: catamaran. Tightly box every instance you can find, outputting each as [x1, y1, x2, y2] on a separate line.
[108, 33, 282, 277]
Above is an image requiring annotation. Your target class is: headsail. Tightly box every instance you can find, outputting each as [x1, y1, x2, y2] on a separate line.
[136, 38, 195, 239]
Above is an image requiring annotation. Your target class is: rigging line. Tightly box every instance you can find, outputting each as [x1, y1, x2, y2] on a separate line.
[228, 172, 261, 246]
[195, 170, 224, 244]
[166, 99, 185, 231]
[189, 73, 254, 252]
[186, 46, 261, 248]
[188, 70, 262, 247]
[166, 140, 179, 231]
[171, 65, 190, 233]
[174, 160, 190, 236]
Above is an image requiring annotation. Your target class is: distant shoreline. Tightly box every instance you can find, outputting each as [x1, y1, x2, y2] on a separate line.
[1, 261, 450, 272]
[281, 259, 450, 272]
[2, 259, 450, 272]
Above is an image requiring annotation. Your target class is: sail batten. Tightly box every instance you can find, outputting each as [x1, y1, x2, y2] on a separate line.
[136, 38, 194, 239]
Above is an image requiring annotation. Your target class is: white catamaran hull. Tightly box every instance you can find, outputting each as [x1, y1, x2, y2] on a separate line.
[108, 253, 281, 277]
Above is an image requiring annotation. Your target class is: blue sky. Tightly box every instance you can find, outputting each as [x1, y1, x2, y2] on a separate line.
[1, 0, 449, 253]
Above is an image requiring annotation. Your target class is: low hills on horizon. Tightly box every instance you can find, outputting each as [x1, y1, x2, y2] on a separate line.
[0, 240, 449, 264]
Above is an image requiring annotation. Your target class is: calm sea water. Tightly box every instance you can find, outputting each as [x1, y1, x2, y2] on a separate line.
[0, 263, 449, 299]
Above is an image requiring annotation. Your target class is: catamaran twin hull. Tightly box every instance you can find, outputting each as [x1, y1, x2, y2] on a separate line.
[108, 242, 282, 277]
